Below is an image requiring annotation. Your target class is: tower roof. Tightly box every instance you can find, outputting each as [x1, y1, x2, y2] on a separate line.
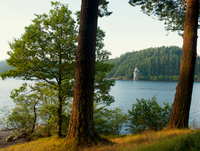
[134, 67, 139, 72]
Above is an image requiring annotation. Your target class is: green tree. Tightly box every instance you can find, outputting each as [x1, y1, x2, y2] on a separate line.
[94, 103, 127, 135]
[9, 83, 42, 133]
[127, 96, 172, 134]
[128, 0, 187, 34]
[167, 0, 199, 128]
[129, 0, 199, 129]
[6, 82, 72, 137]
[6, 79, 115, 138]
[7, 106, 34, 135]
[1, 2, 76, 137]
[107, 46, 185, 80]
[66, 0, 103, 146]
[1, 1, 115, 137]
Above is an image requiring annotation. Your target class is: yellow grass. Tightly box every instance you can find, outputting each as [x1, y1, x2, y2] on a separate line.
[0, 129, 194, 151]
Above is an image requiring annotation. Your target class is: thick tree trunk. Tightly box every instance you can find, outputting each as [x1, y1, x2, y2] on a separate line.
[67, 0, 101, 146]
[167, 0, 199, 129]
[58, 53, 62, 137]
[58, 95, 62, 137]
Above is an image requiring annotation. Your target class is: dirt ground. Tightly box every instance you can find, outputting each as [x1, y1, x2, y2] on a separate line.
[0, 130, 27, 149]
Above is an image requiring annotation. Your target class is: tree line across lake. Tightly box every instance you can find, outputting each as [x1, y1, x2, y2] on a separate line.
[107, 46, 200, 81]
[2, 45, 200, 81]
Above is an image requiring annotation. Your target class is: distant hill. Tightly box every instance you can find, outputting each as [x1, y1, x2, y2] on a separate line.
[0, 61, 14, 73]
[2, 47, 200, 81]
[107, 46, 200, 81]
[0, 60, 8, 67]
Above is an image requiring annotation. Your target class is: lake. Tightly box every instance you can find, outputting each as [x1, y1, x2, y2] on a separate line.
[0, 78, 35, 109]
[1, 79, 200, 131]
[109, 80, 200, 126]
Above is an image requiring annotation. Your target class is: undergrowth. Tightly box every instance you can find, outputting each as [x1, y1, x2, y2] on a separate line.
[1, 129, 200, 151]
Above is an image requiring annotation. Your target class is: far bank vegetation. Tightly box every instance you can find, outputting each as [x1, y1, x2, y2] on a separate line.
[107, 46, 200, 81]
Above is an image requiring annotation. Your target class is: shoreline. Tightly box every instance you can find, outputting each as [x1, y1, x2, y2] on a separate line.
[0, 130, 27, 149]
[105, 78, 200, 82]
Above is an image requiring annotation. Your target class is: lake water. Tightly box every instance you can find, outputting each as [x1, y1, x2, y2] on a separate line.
[109, 80, 200, 126]
[1, 79, 200, 131]
[0, 78, 35, 110]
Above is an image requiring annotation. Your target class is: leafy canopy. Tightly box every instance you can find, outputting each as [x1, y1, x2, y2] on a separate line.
[127, 96, 172, 134]
[1, 1, 115, 106]
[1, 2, 77, 85]
[128, 0, 200, 35]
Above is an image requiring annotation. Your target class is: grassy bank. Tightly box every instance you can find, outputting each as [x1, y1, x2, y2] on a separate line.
[1, 129, 200, 151]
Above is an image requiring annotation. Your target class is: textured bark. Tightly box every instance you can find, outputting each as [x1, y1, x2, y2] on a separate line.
[58, 95, 62, 137]
[167, 0, 199, 129]
[58, 53, 62, 137]
[67, 0, 102, 146]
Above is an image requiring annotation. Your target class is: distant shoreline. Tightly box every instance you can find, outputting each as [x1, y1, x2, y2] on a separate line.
[105, 78, 177, 81]
[105, 78, 200, 82]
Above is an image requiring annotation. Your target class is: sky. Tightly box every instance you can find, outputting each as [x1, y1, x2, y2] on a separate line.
[0, 0, 200, 61]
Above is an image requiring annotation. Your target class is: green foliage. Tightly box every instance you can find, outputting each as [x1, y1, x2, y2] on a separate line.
[128, 0, 189, 35]
[5, 82, 72, 136]
[127, 96, 172, 134]
[6, 84, 125, 137]
[98, 0, 113, 17]
[7, 106, 34, 134]
[94, 103, 128, 135]
[1, 2, 77, 84]
[94, 27, 115, 105]
[1, 1, 115, 106]
[107, 46, 200, 80]
[1, 1, 115, 136]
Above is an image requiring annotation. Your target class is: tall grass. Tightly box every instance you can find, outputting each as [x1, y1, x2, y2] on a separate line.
[1, 129, 199, 151]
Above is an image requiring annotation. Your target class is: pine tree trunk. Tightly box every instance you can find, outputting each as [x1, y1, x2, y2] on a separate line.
[58, 53, 62, 137]
[58, 95, 62, 137]
[167, 0, 199, 129]
[66, 0, 102, 146]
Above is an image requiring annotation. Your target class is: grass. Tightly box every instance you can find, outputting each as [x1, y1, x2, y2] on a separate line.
[1, 129, 200, 151]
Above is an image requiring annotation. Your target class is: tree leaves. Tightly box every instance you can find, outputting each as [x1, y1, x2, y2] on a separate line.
[129, 0, 190, 34]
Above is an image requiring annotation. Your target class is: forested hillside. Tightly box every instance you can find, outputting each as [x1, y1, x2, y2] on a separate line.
[107, 46, 200, 81]
[2, 46, 200, 81]
[0, 61, 14, 73]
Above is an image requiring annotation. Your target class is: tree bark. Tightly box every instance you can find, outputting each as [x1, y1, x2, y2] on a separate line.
[58, 53, 62, 137]
[67, 0, 102, 146]
[167, 0, 199, 129]
[58, 95, 62, 137]
[31, 103, 37, 133]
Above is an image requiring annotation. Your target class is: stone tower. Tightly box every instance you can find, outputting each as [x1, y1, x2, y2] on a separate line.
[133, 67, 139, 81]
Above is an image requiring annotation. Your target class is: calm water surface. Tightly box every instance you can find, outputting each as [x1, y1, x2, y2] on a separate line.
[109, 80, 200, 126]
[1, 79, 200, 129]
[0, 78, 35, 109]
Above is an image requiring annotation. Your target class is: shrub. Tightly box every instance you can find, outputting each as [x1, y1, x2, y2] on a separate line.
[94, 103, 128, 135]
[127, 96, 172, 134]
[7, 106, 35, 134]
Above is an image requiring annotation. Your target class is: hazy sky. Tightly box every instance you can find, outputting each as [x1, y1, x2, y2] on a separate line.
[1, 0, 199, 61]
